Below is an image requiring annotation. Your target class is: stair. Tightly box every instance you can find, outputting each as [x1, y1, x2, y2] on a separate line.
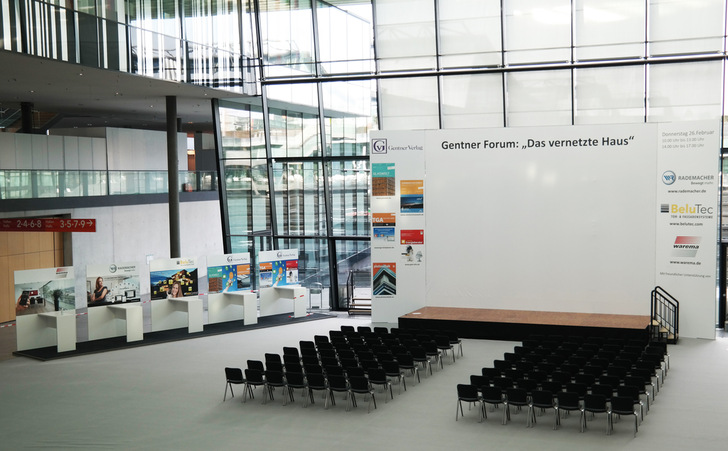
[348, 298, 371, 315]
[651, 287, 679, 344]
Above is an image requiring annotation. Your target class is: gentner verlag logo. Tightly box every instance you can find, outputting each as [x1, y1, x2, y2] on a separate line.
[672, 236, 700, 258]
[372, 139, 387, 154]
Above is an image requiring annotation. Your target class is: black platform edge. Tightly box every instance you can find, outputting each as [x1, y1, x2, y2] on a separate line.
[398, 317, 650, 343]
[14, 312, 336, 362]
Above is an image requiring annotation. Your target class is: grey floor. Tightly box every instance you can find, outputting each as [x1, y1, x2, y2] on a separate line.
[0, 315, 726, 451]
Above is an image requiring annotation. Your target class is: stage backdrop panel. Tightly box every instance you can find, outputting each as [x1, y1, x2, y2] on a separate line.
[371, 122, 718, 339]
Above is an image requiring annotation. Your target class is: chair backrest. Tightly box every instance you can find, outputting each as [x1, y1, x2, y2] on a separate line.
[325, 365, 345, 377]
[357, 326, 372, 333]
[530, 390, 554, 408]
[457, 384, 479, 401]
[285, 371, 306, 387]
[590, 384, 614, 399]
[225, 367, 243, 382]
[264, 370, 284, 384]
[610, 395, 636, 414]
[328, 374, 348, 391]
[247, 360, 264, 371]
[283, 354, 301, 365]
[367, 368, 387, 383]
[583, 393, 607, 411]
[244, 368, 264, 383]
[283, 346, 299, 357]
[481, 386, 504, 403]
[382, 361, 402, 376]
[617, 384, 640, 401]
[306, 373, 327, 389]
[470, 375, 489, 389]
[346, 367, 366, 378]
[349, 376, 371, 392]
[341, 325, 355, 332]
[505, 388, 528, 404]
[556, 391, 580, 410]
[374, 326, 389, 335]
[300, 340, 316, 351]
[266, 361, 284, 372]
[396, 354, 415, 367]
[265, 352, 281, 363]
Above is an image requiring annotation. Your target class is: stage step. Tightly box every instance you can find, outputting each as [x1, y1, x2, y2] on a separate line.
[348, 298, 371, 315]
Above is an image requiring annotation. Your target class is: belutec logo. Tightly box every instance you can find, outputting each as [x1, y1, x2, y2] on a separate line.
[672, 236, 701, 258]
[662, 171, 676, 185]
[669, 204, 713, 215]
[372, 139, 388, 154]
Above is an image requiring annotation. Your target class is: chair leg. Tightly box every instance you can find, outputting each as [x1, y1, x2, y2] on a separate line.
[456, 399, 463, 420]
[223, 383, 232, 402]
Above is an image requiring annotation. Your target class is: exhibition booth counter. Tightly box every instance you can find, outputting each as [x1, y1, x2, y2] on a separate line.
[208, 291, 257, 325]
[88, 303, 144, 342]
[259, 286, 307, 318]
[151, 296, 204, 333]
[16, 310, 77, 353]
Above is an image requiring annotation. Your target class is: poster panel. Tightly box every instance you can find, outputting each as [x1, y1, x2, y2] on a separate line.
[86, 262, 142, 307]
[149, 257, 199, 300]
[14, 267, 76, 316]
[207, 253, 251, 293]
[258, 249, 299, 288]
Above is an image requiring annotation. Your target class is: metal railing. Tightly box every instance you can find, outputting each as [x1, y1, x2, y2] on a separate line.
[651, 286, 679, 344]
[0, 170, 217, 200]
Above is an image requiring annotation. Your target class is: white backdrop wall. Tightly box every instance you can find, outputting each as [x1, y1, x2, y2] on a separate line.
[371, 122, 718, 339]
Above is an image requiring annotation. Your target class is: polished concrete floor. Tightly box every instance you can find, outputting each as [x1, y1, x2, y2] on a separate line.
[0, 315, 726, 450]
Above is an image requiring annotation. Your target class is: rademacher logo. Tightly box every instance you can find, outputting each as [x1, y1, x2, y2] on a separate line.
[108, 264, 117, 273]
[672, 236, 701, 258]
[662, 171, 676, 185]
[372, 139, 388, 154]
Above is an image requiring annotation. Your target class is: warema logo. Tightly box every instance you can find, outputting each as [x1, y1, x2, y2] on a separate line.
[672, 236, 701, 258]
[372, 139, 388, 154]
[662, 171, 676, 185]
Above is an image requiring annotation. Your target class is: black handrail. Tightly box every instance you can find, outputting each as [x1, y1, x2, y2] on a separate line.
[651, 286, 679, 343]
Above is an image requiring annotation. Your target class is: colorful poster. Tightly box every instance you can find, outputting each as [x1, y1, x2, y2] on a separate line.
[400, 180, 424, 213]
[259, 249, 299, 288]
[372, 163, 396, 196]
[86, 262, 141, 307]
[149, 257, 199, 300]
[207, 253, 251, 293]
[400, 229, 424, 245]
[373, 263, 396, 296]
[14, 267, 75, 316]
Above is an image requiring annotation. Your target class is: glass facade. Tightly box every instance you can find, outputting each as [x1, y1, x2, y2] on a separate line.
[6, 0, 728, 311]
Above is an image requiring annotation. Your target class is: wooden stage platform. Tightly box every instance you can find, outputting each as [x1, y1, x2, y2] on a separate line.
[398, 307, 651, 342]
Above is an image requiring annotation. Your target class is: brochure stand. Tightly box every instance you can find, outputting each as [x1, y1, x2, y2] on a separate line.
[16, 311, 77, 352]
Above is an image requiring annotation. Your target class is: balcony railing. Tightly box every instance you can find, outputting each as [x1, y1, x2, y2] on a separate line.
[0, 170, 217, 200]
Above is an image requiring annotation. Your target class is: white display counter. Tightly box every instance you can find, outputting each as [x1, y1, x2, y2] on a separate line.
[16, 311, 77, 352]
[259, 286, 307, 318]
[151, 296, 204, 333]
[87, 303, 144, 342]
[208, 291, 258, 325]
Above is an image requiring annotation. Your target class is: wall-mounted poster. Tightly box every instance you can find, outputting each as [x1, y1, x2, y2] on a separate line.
[207, 253, 251, 293]
[372, 163, 396, 196]
[149, 257, 199, 300]
[373, 263, 396, 296]
[400, 180, 424, 213]
[14, 267, 75, 316]
[259, 249, 299, 288]
[86, 262, 142, 307]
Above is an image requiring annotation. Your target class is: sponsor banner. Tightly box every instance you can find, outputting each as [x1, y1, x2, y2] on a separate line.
[149, 257, 199, 300]
[259, 249, 299, 287]
[86, 262, 142, 308]
[14, 267, 76, 316]
[207, 253, 251, 293]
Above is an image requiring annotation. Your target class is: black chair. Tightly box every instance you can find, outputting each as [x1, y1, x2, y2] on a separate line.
[609, 395, 639, 436]
[396, 354, 420, 384]
[373, 326, 390, 335]
[480, 386, 504, 421]
[367, 368, 393, 402]
[247, 359, 265, 372]
[266, 360, 284, 373]
[470, 375, 490, 394]
[504, 388, 530, 425]
[305, 372, 328, 407]
[516, 378, 538, 396]
[283, 346, 300, 359]
[617, 385, 644, 421]
[264, 370, 287, 405]
[528, 390, 556, 428]
[326, 374, 349, 409]
[284, 371, 307, 405]
[410, 347, 432, 376]
[624, 375, 651, 412]
[580, 393, 609, 434]
[299, 340, 317, 354]
[223, 367, 244, 402]
[243, 368, 265, 403]
[554, 391, 581, 429]
[456, 384, 483, 422]
[383, 360, 407, 393]
[283, 354, 301, 368]
[447, 331, 463, 357]
[341, 325, 355, 332]
[590, 384, 614, 402]
[422, 341, 442, 371]
[357, 326, 372, 333]
[348, 376, 376, 413]
[265, 353, 282, 365]
[482, 367, 501, 380]
[435, 335, 455, 364]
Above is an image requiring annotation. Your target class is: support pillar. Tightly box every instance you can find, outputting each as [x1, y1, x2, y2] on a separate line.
[167, 96, 181, 258]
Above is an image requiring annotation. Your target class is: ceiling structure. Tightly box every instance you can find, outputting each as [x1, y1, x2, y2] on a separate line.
[0, 51, 251, 133]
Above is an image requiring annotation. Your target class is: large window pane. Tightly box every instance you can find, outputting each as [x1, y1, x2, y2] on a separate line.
[379, 77, 440, 130]
[328, 160, 370, 237]
[507, 70, 572, 126]
[219, 102, 266, 159]
[648, 61, 723, 122]
[441, 73, 504, 128]
[375, 0, 436, 71]
[575, 66, 645, 124]
[438, 0, 502, 68]
[649, 0, 725, 56]
[505, 0, 571, 64]
[575, 0, 645, 61]
[317, 0, 374, 75]
[259, 0, 316, 77]
[273, 161, 326, 236]
[322, 80, 377, 157]
[334, 240, 371, 310]
[274, 237, 331, 307]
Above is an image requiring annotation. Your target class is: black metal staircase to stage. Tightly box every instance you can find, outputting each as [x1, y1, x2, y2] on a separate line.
[651, 286, 679, 344]
[346, 269, 371, 315]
